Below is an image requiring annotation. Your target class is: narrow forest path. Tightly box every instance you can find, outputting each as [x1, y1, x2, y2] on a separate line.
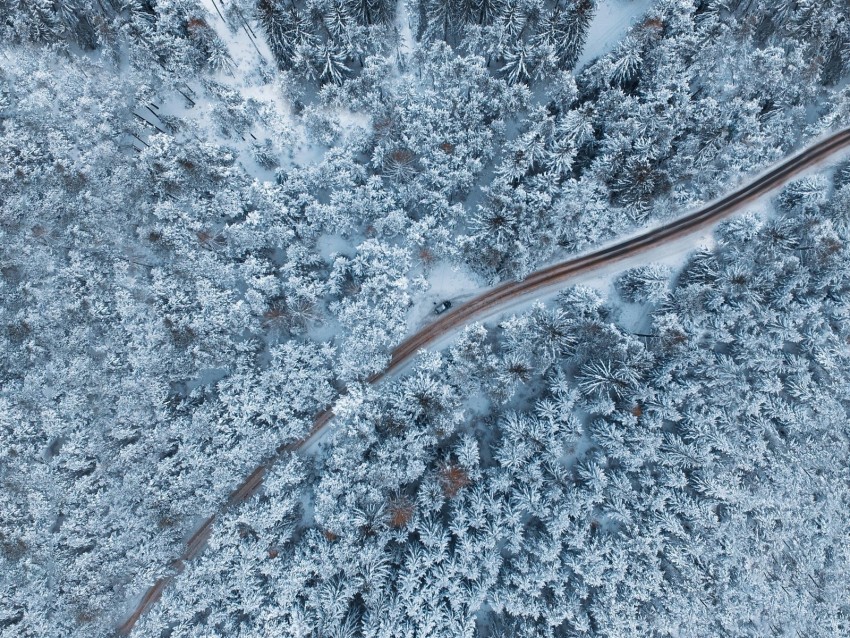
[395, 0, 416, 57]
[117, 127, 850, 635]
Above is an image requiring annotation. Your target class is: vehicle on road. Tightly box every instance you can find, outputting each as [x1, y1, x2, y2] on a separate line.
[434, 300, 452, 315]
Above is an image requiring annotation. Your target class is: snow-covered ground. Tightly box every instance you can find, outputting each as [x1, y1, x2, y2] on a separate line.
[139, 0, 373, 182]
[127, 0, 306, 180]
[316, 233, 356, 259]
[576, 0, 655, 69]
[201, 0, 274, 70]
[395, 0, 416, 58]
[579, 224, 717, 335]
[406, 261, 487, 333]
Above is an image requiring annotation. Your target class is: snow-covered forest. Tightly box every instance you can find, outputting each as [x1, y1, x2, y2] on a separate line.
[1, 0, 850, 636]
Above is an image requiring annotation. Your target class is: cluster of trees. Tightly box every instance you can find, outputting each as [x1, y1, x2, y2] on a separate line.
[0, 0, 235, 77]
[133, 173, 850, 637]
[318, 43, 528, 264]
[416, 0, 597, 82]
[4, 0, 850, 635]
[249, 0, 597, 85]
[459, 0, 850, 278]
[0, 0, 127, 49]
[245, 0, 850, 282]
[0, 47, 343, 635]
[0, 9, 534, 629]
[251, 0, 398, 84]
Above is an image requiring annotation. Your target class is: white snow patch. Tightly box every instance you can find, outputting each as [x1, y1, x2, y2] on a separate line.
[585, 226, 717, 334]
[614, 299, 651, 334]
[567, 224, 714, 295]
[307, 315, 343, 344]
[577, 0, 655, 69]
[335, 108, 371, 134]
[202, 0, 274, 69]
[317, 233, 355, 259]
[298, 487, 316, 528]
[464, 389, 492, 417]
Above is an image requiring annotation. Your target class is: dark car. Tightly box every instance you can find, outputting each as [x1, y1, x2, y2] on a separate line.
[434, 300, 452, 315]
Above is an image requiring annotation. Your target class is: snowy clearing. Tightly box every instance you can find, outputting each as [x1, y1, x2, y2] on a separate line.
[577, 0, 655, 68]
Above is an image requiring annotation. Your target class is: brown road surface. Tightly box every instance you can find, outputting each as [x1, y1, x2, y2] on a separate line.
[117, 127, 850, 634]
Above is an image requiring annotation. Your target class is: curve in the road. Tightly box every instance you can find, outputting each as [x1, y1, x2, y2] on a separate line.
[117, 127, 850, 635]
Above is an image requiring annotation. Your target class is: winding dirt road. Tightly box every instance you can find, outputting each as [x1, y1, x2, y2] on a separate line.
[117, 127, 850, 634]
